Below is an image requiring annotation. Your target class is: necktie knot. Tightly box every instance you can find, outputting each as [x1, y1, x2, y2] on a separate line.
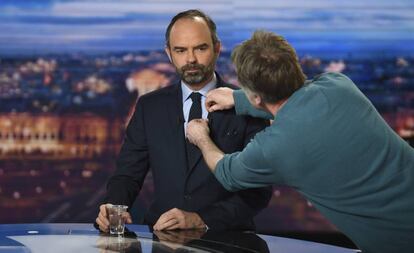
[189, 92, 202, 103]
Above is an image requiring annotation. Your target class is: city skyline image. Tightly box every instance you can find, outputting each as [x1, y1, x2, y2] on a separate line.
[0, 0, 413, 236]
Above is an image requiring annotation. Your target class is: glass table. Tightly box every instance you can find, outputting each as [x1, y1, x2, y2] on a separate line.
[0, 223, 358, 253]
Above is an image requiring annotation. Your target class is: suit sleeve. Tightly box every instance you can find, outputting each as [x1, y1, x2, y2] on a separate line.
[197, 117, 273, 230]
[105, 98, 150, 207]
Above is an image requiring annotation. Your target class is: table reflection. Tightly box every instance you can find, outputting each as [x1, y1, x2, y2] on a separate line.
[0, 224, 356, 253]
[94, 229, 270, 253]
[153, 229, 270, 253]
[96, 232, 142, 253]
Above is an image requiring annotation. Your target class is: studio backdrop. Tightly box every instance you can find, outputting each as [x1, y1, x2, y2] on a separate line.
[0, 0, 413, 234]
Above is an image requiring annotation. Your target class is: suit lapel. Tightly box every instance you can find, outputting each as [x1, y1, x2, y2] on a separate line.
[207, 74, 232, 140]
[166, 84, 188, 177]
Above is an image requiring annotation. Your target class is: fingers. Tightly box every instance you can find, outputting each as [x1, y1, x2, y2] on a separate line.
[96, 204, 110, 232]
[205, 98, 216, 112]
[207, 104, 220, 113]
[153, 209, 176, 230]
[205, 94, 222, 112]
[205, 87, 234, 112]
[163, 223, 181, 231]
[154, 208, 183, 231]
[101, 203, 109, 217]
[186, 120, 210, 146]
[155, 218, 179, 231]
[187, 118, 208, 126]
[206, 87, 222, 98]
[123, 212, 133, 224]
[96, 217, 108, 233]
[186, 119, 208, 136]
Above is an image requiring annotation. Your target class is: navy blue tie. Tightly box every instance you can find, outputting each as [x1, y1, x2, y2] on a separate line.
[188, 92, 202, 121]
[186, 92, 202, 170]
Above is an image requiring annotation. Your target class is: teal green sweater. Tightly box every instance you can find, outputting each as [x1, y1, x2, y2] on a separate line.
[215, 72, 414, 253]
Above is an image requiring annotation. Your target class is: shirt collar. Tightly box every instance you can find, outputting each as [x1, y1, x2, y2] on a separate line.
[181, 73, 217, 103]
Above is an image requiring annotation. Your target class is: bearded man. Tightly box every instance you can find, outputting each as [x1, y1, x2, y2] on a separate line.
[95, 9, 271, 232]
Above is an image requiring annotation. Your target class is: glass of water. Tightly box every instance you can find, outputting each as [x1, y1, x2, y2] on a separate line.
[107, 204, 128, 235]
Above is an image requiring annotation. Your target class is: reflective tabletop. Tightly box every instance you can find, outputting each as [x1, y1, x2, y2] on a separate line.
[0, 223, 358, 253]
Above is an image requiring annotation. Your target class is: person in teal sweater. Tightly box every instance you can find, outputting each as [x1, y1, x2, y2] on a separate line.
[186, 30, 414, 253]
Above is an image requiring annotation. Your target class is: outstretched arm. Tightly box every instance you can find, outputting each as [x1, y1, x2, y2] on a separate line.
[206, 88, 273, 120]
[187, 119, 277, 192]
[186, 119, 272, 229]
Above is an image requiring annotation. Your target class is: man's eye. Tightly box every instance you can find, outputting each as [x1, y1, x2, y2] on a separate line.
[175, 49, 185, 53]
[196, 47, 207, 51]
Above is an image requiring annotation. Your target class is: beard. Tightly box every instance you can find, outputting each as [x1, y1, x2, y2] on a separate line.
[176, 58, 216, 86]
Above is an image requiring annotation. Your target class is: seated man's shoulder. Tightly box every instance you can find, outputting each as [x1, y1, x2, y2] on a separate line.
[221, 82, 239, 91]
[138, 85, 176, 104]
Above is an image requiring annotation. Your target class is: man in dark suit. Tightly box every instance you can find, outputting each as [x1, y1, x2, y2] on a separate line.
[95, 9, 271, 231]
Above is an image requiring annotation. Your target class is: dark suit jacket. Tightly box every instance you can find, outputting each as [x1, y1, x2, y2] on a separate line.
[105, 74, 272, 230]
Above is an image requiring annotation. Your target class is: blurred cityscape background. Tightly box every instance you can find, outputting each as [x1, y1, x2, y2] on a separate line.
[0, 0, 413, 236]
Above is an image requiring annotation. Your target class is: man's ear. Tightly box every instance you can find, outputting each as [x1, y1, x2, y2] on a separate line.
[253, 94, 262, 107]
[214, 41, 221, 56]
[165, 46, 172, 63]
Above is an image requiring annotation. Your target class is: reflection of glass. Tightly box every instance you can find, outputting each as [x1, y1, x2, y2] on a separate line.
[107, 205, 128, 235]
[96, 235, 142, 253]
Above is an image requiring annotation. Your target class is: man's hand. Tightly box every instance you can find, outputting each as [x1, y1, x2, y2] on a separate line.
[95, 203, 132, 233]
[186, 119, 210, 147]
[187, 119, 224, 172]
[206, 87, 235, 112]
[153, 208, 206, 231]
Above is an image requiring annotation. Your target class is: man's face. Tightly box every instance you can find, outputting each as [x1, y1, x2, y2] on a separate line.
[166, 17, 220, 89]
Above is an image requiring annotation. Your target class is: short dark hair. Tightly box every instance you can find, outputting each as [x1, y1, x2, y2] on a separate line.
[165, 9, 219, 48]
[231, 30, 306, 103]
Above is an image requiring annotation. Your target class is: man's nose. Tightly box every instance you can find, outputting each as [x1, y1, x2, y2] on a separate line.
[186, 50, 197, 64]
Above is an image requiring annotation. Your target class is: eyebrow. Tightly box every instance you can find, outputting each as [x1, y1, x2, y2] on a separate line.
[172, 43, 209, 51]
[173, 46, 186, 51]
[194, 43, 209, 49]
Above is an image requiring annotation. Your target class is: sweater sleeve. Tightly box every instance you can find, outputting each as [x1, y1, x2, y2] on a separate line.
[233, 90, 274, 120]
[214, 130, 282, 191]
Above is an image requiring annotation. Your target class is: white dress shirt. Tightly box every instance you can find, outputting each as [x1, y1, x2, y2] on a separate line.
[181, 74, 217, 134]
